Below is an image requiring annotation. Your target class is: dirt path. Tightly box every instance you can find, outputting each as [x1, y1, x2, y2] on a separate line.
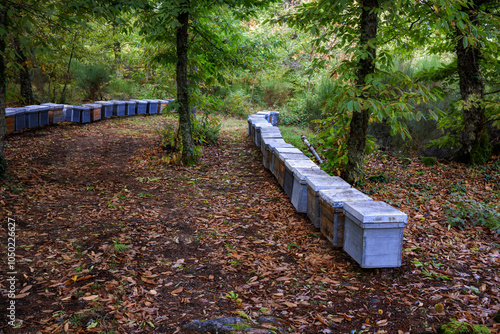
[1, 115, 499, 333]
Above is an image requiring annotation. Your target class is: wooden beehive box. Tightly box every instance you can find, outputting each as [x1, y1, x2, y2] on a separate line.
[254, 122, 273, 147]
[247, 115, 266, 136]
[95, 101, 114, 118]
[272, 147, 302, 177]
[291, 168, 330, 213]
[24, 106, 40, 128]
[5, 108, 16, 134]
[261, 133, 282, 169]
[125, 101, 136, 115]
[318, 188, 372, 247]
[283, 159, 318, 198]
[306, 176, 351, 228]
[43, 103, 65, 124]
[343, 201, 407, 268]
[83, 104, 102, 122]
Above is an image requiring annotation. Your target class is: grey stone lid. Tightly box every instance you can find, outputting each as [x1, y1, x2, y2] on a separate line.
[278, 152, 309, 162]
[42, 103, 64, 110]
[254, 123, 273, 131]
[262, 138, 287, 146]
[284, 158, 317, 170]
[306, 175, 351, 192]
[343, 201, 407, 224]
[267, 142, 294, 150]
[273, 147, 302, 155]
[82, 104, 102, 109]
[6, 107, 26, 115]
[293, 166, 324, 181]
[260, 127, 281, 133]
[95, 100, 114, 105]
[261, 133, 282, 140]
[318, 188, 372, 208]
[256, 111, 271, 116]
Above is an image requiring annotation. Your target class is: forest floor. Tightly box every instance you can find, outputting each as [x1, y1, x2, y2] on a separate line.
[0, 114, 499, 334]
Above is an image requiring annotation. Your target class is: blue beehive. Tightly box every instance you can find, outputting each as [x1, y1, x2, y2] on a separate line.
[5, 108, 18, 133]
[110, 100, 126, 116]
[82, 104, 102, 122]
[145, 100, 160, 114]
[37, 105, 50, 126]
[94, 101, 114, 118]
[130, 100, 147, 114]
[42, 103, 65, 123]
[125, 101, 136, 115]
[74, 106, 91, 123]
[343, 201, 407, 268]
[13, 108, 27, 131]
[63, 105, 80, 122]
[24, 106, 41, 128]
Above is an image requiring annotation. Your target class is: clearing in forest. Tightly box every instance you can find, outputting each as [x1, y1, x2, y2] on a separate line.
[0, 115, 499, 333]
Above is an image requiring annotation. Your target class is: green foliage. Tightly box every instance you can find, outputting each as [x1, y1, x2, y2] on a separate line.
[368, 174, 389, 183]
[437, 319, 491, 334]
[72, 61, 111, 101]
[445, 197, 500, 233]
[192, 114, 221, 146]
[112, 240, 129, 252]
[420, 156, 437, 166]
[494, 310, 500, 323]
[471, 131, 492, 165]
[221, 90, 251, 118]
[157, 120, 179, 152]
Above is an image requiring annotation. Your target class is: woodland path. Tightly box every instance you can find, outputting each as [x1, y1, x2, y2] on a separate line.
[0, 115, 499, 333]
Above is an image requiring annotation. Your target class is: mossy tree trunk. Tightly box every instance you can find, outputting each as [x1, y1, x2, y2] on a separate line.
[13, 35, 34, 105]
[342, 0, 379, 185]
[176, 0, 197, 166]
[455, 0, 490, 165]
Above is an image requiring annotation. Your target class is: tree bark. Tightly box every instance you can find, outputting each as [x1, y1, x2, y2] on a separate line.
[0, 5, 7, 171]
[342, 0, 379, 185]
[455, 1, 490, 164]
[176, 0, 196, 165]
[13, 35, 34, 105]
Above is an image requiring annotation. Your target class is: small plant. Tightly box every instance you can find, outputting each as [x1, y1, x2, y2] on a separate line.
[368, 174, 390, 183]
[419, 156, 437, 166]
[445, 197, 500, 232]
[437, 319, 490, 334]
[112, 240, 129, 252]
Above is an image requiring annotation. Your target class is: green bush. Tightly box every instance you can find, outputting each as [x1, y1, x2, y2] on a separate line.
[221, 90, 251, 118]
[420, 156, 437, 166]
[445, 197, 500, 233]
[192, 114, 221, 146]
[437, 319, 490, 334]
[72, 61, 111, 101]
[107, 78, 140, 100]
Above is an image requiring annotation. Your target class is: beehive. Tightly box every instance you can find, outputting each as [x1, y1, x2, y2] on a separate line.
[82, 104, 102, 122]
[95, 101, 114, 118]
[283, 159, 318, 197]
[343, 201, 407, 268]
[318, 188, 372, 247]
[290, 168, 330, 213]
[306, 175, 351, 228]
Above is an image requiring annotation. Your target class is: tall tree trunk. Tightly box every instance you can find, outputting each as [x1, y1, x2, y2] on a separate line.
[13, 35, 34, 105]
[455, 1, 490, 164]
[60, 33, 77, 104]
[342, 0, 379, 185]
[0, 5, 7, 172]
[176, 0, 196, 165]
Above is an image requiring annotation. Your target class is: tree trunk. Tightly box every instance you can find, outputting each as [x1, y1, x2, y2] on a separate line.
[13, 35, 34, 105]
[60, 33, 77, 103]
[176, 0, 196, 165]
[0, 5, 7, 172]
[342, 0, 379, 185]
[455, 2, 490, 164]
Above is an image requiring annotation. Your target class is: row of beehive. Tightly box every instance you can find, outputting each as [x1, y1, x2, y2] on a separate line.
[5, 99, 174, 134]
[248, 112, 408, 268]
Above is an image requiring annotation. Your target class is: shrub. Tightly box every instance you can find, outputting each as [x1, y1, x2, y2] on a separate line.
[420, 156, 437, 166]
[445, 197, 500, 233]
[192, 114, 221, 146]
[221, 90, 251, 118]
[72, 61, 111, 101]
